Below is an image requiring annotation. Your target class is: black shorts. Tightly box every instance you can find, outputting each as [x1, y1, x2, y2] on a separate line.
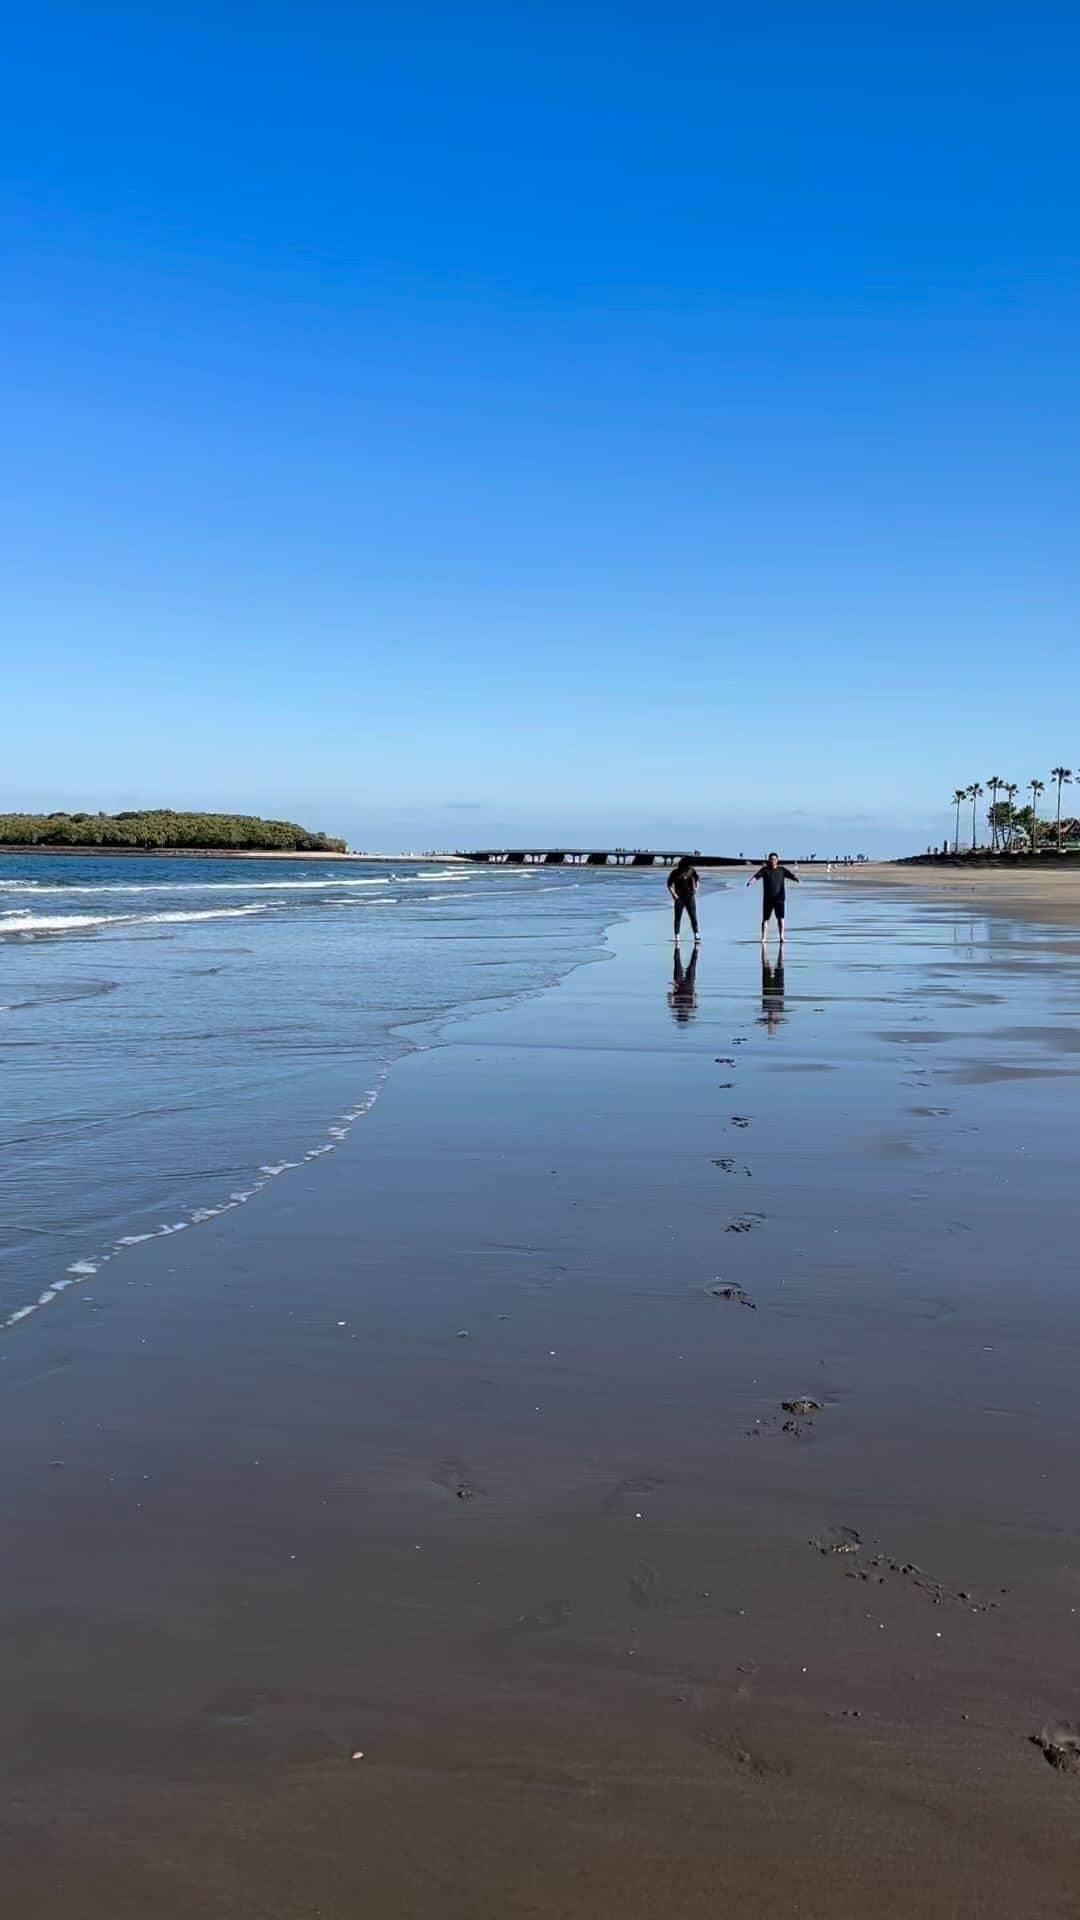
[762, 899, 784, 923]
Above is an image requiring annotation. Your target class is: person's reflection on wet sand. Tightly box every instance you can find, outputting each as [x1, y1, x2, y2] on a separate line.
[760, 954, 786, 1034]
[668, 943, 699, 1022]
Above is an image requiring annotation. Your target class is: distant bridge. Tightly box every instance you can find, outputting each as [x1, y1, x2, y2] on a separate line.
[460, 849, 745, 868]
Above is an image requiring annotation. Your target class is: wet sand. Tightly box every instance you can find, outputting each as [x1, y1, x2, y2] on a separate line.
[3, 881, 1080, 1916]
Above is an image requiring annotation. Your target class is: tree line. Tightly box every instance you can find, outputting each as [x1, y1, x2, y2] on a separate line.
[0, 810, 347, 852]
[951, 770, 1076, 854]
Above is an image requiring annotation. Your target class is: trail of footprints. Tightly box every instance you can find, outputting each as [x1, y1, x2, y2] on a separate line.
[451, 1008, 1033, 1776]
[711, 1036, 762, 1303]
[712, 1036, 830, 1441]
[705, 1010, 1034, 1772]
[812, 1525, 1001, 1615]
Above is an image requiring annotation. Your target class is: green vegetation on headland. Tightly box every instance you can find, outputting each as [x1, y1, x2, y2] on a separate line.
[0, 810, 347, 852]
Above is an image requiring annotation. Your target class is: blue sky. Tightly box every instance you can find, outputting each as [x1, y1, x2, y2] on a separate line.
[4, 2, 1078, 854]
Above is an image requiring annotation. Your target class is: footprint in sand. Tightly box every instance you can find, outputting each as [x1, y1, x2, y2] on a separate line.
[1033, 1724, 1080, 1776]
[628, 1560, 659, 1606]
[430, 1459, 483, 1502]
[747, 1400, 822, 1440]
[726, 1212, 764, 1233]
[812, 1524, 862, 1558]
[812, 1531, 998, 1612]
[204, 1687, 282, 1723]
[694, 1717, 792, 1780]
[774, 1397, 822, 1437]
[602, 1472, 667, 1516]
[515, 1600, 572, 1632]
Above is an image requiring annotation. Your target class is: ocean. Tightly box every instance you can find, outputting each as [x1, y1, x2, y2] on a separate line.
[0, 852, 663, 1331]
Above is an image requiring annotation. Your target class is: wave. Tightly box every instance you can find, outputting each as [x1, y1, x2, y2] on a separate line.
[2, 1079, 387, 1333]
[0, 905, 270, 936]
[0, 877, 394, 895]
[0, 871, 533, 898]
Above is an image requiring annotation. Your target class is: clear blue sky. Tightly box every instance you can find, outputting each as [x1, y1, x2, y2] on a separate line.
[4, 2, 1078, 854]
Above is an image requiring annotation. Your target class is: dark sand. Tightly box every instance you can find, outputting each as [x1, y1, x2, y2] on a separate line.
[3, 882, 1080, 1916]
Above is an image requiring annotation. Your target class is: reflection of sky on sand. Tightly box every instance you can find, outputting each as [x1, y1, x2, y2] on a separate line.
[249, 873, 1080, 1907]
[488, 872, 1080, 1341]
[0, 854, 658, 1329]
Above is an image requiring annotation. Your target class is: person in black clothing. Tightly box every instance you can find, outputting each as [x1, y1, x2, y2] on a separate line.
[748, 851, 799, 944]
[667, 855, 700, 942]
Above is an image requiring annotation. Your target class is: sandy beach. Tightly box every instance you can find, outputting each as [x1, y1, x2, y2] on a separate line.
[828, 858, 1080, 928]
[3, 873, 1080, 1916]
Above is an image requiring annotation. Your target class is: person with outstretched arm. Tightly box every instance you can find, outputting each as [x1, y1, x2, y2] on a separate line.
[748, 851, 799, 944]
[667, 855, 700, 943]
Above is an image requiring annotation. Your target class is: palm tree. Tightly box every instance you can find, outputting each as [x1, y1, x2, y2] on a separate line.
[968, 783, 983, 853]
[953, 788, 967, 853]
[1004, 782, 1019, 850]
[987, 775, 1003, 851]
[1051, 767, 1072, 851]
[1029, 778, 1045, 853]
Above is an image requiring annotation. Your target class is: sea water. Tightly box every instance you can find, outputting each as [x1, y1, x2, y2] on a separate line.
[0, 853, 661, 1327]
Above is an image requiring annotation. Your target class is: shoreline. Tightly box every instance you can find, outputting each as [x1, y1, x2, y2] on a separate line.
[2, 886, 1080, 1914]
[0, 866, 635, 1335]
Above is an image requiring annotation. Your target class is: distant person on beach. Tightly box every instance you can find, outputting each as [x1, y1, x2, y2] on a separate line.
[667, 856, 700, 942]
[748, 852, 799, 943]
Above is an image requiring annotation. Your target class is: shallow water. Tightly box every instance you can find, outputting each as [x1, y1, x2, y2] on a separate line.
[0, 852, 671, 1324]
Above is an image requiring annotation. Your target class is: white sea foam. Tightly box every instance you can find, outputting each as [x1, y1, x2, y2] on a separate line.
[0, 877, 393, 896]
[4, 1063, 392, 1334]
[149, 906, 271, 922]
[0, 904, 270, 935]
